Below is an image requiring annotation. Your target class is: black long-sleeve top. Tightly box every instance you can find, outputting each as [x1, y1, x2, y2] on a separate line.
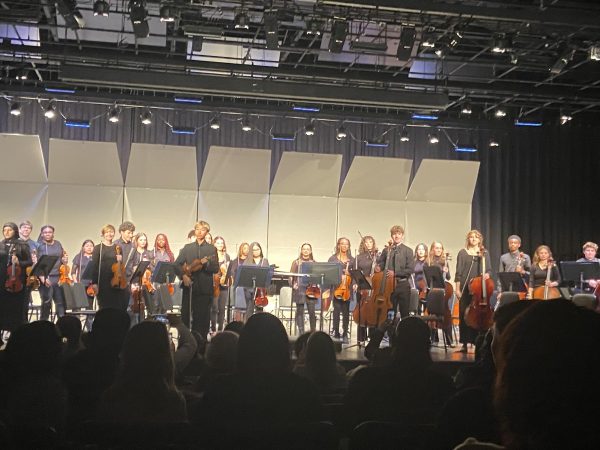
[454, 249, 492, 292]
[174, 240, 219, 295]
[356, 251, 379, 277]
[0, 238, 32, 288]
[529, 264, 560, 288]
[376, 244, 414, 280]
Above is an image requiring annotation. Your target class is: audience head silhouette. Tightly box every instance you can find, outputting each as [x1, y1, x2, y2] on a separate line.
[5, 321, 62, 377]
[88, 308, 130, 353]
[391, 316, 432, 368]
[305, 331, 339, 388]
[206, 330, 238, 372]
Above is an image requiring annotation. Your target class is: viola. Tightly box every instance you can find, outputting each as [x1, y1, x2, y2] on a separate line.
[254, 287, 268, 307]
[334, 262, 352, 301]
[110, 245, 128, 289]
[142, 268, 155, 293]
[25, 266, 40, 290]
[532, 258, 561, 300]
[305, 284, 321, 299]
[465, 248, 494, 332]
[86, 284, 96, 297]
[59, 252, 72, 286]
[5, 245, 24, 294]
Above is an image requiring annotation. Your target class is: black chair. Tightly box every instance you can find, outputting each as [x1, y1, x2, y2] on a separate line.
[420, 288, 450, 351]
[572, 293, 598, 311]
[496, 291, 520, 309]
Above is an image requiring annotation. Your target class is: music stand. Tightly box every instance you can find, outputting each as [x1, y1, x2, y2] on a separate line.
[301, 262, 341, 332]
[235, 265, 272, 316]
[559, 261, 600, 293]
[347, 269, 372, 348]
[151, 262, 178, 314]
[497, 272, 528, 295]
[31, 255, 60, 279]
[130, 260, 150, 323]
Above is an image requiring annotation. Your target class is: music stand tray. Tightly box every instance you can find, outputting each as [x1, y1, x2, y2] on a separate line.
[424, 266, 445, 289]
[235, 265, 272, 289]
[31, 255, 60, 277]
[301, 262, 342, 287]
[152, 262, 178, 284]
[559, 261, 600, 285]
[349, 269, 371, 290]
[497, 272, 528, 294]
[130, 260, 150, 284]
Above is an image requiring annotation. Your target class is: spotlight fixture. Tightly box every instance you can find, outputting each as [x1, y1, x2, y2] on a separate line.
[589, 45, 600, 61]
[397, 26, 416, 60]
[429, 133, 439, 144]
[550, 48, 575, 75]
[400, 128, 410, 142]
[495, 108, 507, 118]
[491, 33, 512, 54]
[10, 102, 22, 116]
[461, 102, 472, 115]
[209, 116, 221, 130]
[93, 0, 110, 17]
[560, 112, 573, 125]
[336, 125, 347, 140]
[264, 12, 279, 49]
[449, 31, 463, 48]
[56, 0, 85, 30]
[44, 102, 57, 119]
[234, 10, 250, 29]
[14, 69, 28, 81]
[329, 20, 347, 53]
[305, 19, 322, 36]
[304, 122, 315, 136]
[434, 45, 448, 58]
[108, 106, 120, 123]
[128, 0, 149, 38]
[159, 3, 175, 22]
[140, 109, 152, 125]
[489, 137, 500, 148]
[421, 34, 436, 48]
[241, 117, 252, 132]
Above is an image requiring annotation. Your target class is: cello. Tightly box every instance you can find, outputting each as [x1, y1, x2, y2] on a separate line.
[532, 258, 561, 300]
[465, 248, 494, 332]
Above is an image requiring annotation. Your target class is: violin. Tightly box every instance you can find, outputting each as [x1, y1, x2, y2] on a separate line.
[465, 248, 494, 332]
[532, 258, 561, 300]
[25, 266, 40, 290]
[142, 268, 155, 293]
[86, 284, 96, 297]
[5, 245, 24, 293]
[59, 251, 72, 286]
[254, 287, 268, 307]
[305, 284, 321, 299]
[334, 262, 352, 301]
[213, 272, 221, 298]
[110, 245, 128, 289]
[182, 254, 215, 278]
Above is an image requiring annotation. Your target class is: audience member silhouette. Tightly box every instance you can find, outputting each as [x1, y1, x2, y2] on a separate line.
[97, 320, 187, 423]
[223, 320, 244, 335]
[294, 331, 346, 393]
[195, 330, 239, 393]
[56, 315, 83, 361]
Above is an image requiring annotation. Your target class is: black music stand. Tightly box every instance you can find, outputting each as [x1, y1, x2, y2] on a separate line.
[235, 265, 272, 316]
[152, 262, 177, 313]
[497, 272, 528, 295]
[301, 262, 341, 333]
[130, 260, 150, 323]
[559, 261, 600, 294]
[31, 255, 60, 279]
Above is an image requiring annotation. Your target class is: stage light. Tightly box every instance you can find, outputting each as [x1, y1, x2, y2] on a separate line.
[65, 119, 91, 128]
[412, 113, 438, 121]
[234, 11, 250, 29]
[489, 138, 500, 148]
[264, 12, 279, 49]
[209, 117, 221, 130]
[491, 33, 512, 54]
[329, 20, 347, 53]
[172, 126, 196, 135]
[129, 0, 149, 38]
[550, 48, 575, 75]
[449, 31, 463, 48]
[292, 104, 320, 113]
[421, 33, 435, 48]
[159, 3, 175, 22]
[14, 69, 28, 81]
[560, 112, 573, 125]
[93, 0, 110, 17]
[44, 103, 57, 119]
[434, 45, 447, 58]
[140, 109, 152, 125]
[174, 96, 203, 104]
[305, 19, 322, 36]
[45, 87, 76, 94]
[108, 107, 120, 123]
[336, 126, 347, 140]
[397, 27, 415, 60]
[589, 45, 600, 61]
[455, 144, 477, 153]
[461, 102, 472, 115]
[428, 133, 439, 144]
[365, 140, 389, 148]
[56, 0, 85, 30]
[304, 122, 315, 136]
[10, 102, 22, 116]
[400, 128, 410, 142]
[495, 108, 507, 118]
[272, 133, 295, 141]
[241, 117, 252, 132]
[515, 119, 543, 127]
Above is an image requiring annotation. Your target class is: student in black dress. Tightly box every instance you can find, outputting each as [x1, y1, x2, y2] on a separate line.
[290, 243, 317, 335]
[376, 225, 414, 319]
[90, 224, 130, 311]
[242, 242, 269, 319]
[527, 245, 560, 299]
[211, 236, 231, 333]
[174, 221, 219, 337]
[328, 237, 355, 343]
[37, 225, 66, 320]
[0, 222, 32, 335]
[454, 230, 492, 353]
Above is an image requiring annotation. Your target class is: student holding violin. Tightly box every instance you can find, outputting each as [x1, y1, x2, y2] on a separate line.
[114, 221, 136, 279]
[498, 235, 531, 299]
[242, 241, 270, 318]
[528, 245, 561, 300]
[211, 236, 230, 333]
[376, 225, 414, 319]
[174, 221, 219, 337]
[0, 222, 32, 334]
[90, 224, 130, 311]
[454, 229, 492, 353]
[37, 224, 67, 320]
[328, 237, 356, 343]
[290, 243, 317, 335]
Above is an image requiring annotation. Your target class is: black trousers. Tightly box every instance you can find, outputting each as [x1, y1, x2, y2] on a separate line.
[182, 286, 211, 337]
[332, 297, 350, 336]
[39, 282, 65, 320]
[391, 279, 411, 318]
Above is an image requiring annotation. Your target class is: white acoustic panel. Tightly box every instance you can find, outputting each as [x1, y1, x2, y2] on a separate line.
[0, 182, 48, 229]
[337, 198, 407, 251]
[198, 191, 269, 255]
[123, 188, 198, 252]
[200, 146, 271, 193]
[46, 184, 124, 257]
[340, 156, 413, 200]
[271, 153, 342, 197]
[48, 139, 122, 186]
[126, 144, 197, 189]
[407, 159, 480, 202]
[268, 195, 338, 270]
[405, 201, 472, 271]
[0, 134, 46, 182]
